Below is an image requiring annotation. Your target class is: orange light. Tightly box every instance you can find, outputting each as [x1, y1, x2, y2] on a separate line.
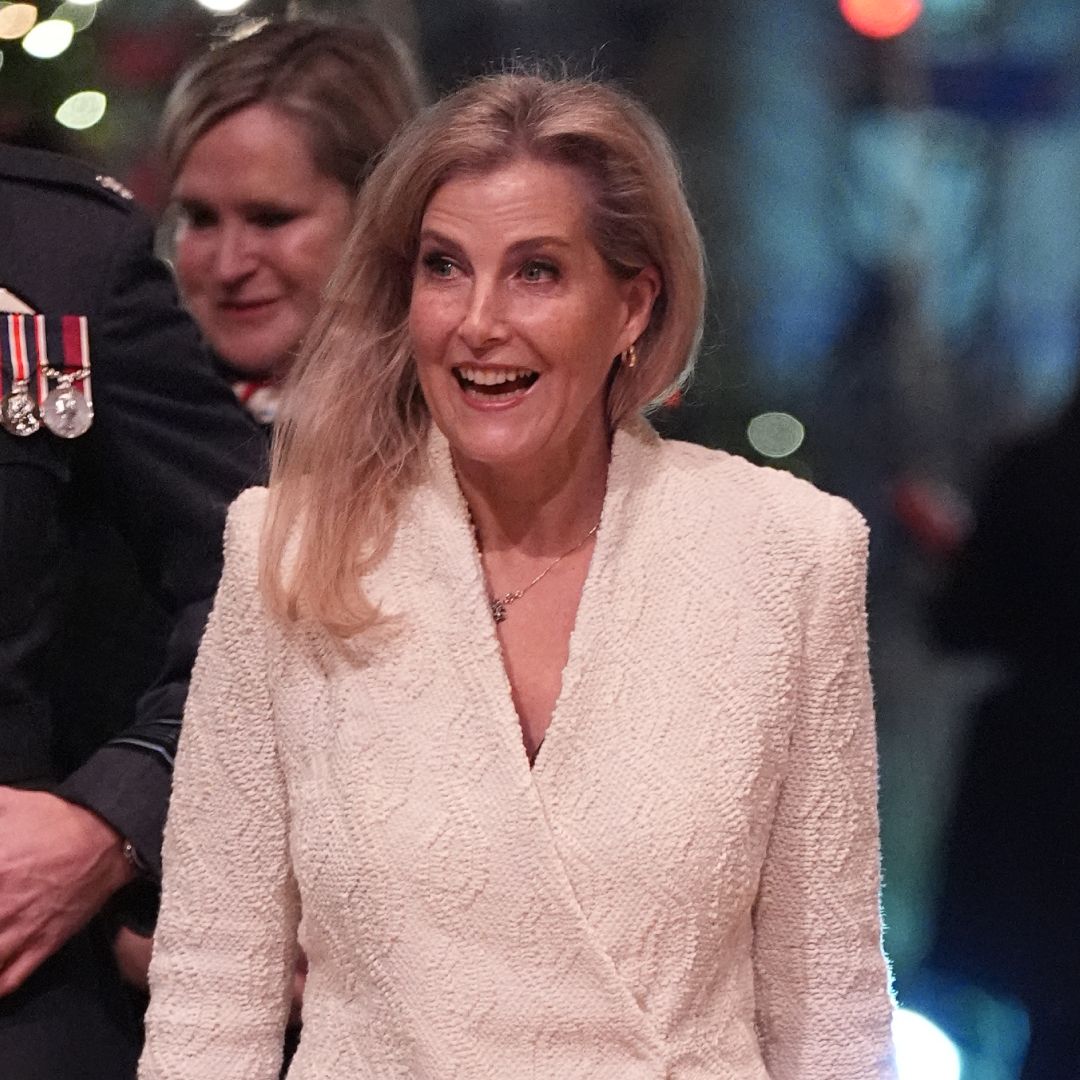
[839, 0, 922, 38]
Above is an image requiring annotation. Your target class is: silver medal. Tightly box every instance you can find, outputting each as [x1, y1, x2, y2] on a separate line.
[0, 384, 41, 436]
[42, 382, 93, 439]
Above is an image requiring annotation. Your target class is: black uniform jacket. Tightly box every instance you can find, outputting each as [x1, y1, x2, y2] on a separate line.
[0, 144, 268, 879]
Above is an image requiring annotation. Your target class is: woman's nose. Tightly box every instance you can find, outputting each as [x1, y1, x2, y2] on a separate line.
[458, 281, 509, 351]
[212, 223, 257, 283]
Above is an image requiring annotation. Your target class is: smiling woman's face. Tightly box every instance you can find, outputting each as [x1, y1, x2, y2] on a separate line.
[408, 157, 658, 477]
[172, 103, 352, 378]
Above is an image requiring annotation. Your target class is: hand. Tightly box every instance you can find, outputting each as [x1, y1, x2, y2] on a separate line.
[112, 925, 153, 992]
[0, 788, 134, 995]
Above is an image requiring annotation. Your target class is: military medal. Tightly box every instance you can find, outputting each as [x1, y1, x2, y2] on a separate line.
[1, 314, 40, 436]
[40, 315, 94, 439]
[42, 375, 93, 438]
[0, 382, 40, 436]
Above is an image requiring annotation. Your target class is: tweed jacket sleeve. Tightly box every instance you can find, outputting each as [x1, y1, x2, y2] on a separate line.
[751, 497, 895, 1079]
[141, 488, 297, 1080]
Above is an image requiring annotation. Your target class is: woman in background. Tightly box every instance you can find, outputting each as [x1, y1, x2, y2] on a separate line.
[161, 16, 424, 424]
[131, 18, 421, 1062]
[110, 11, 422, 1030]
[142, 72, 895, 1079]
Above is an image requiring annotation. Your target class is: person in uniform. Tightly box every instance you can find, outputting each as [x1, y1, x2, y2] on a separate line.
[0, 142, 266, 1079]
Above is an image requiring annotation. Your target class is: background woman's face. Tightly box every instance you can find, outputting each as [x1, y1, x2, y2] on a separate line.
[173, 103, 352, 379]
[409, 157, 656, 475]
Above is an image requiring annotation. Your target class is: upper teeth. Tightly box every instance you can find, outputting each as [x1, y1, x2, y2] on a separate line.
[457, 366, 535, 386]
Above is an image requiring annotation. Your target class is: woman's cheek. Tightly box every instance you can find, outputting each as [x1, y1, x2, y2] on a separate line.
[173, 237, 208, 302]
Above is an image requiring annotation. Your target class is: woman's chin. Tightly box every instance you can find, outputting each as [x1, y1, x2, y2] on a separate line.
[214, 344, 291, 381]
[445, 434, 538, 474]
[433, 395, 611, 481]
[435, 416, 544, 472]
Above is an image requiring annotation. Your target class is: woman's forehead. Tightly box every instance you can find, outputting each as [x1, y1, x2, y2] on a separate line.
[419, 158, 594, 233]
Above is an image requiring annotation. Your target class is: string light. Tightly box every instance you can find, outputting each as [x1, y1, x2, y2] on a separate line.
[56, 90, 107, 130]
[22, 17, 74, 57]
[53, 1, 97, 31]
[194, 0, 252, 13]
[0, 4, 38, 40]
[747, 412, 806, 459]
[839, 0, 923, 38]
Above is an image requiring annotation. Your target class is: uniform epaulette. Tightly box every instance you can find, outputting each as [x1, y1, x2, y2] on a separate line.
[0, 143, 137, 212]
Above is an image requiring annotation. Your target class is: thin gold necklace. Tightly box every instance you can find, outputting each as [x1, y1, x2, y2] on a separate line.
[481, 519, 601, 623]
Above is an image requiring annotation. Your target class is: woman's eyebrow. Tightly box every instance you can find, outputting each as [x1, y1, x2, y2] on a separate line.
[418, 230, 573, 258]
[417, 229, 465, 256]
[504, 236, 572, 257]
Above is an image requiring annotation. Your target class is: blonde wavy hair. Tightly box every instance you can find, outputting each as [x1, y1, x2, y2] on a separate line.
[161, 17, 424, 192]
[261, 72, 706, 638]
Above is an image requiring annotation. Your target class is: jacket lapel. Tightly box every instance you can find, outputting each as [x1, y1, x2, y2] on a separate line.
[384, 420, 670, 1054]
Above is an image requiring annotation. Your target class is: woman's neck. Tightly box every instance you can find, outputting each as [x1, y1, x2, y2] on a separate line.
[454, 432, 610, 558]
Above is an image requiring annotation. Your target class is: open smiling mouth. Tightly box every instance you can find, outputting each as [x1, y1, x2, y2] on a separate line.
[453, 365, 540, 398]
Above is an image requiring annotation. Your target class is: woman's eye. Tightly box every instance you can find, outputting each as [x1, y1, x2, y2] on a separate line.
[521, 260, 558, 283]
[180, 206, 215, 230]
[422, 253, 456, 278]
[251, 210, 296, 229]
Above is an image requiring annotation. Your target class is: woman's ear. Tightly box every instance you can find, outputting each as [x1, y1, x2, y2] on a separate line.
[619, 265, 661, 349]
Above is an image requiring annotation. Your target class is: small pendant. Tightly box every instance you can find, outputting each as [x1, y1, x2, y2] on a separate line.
[491, 598, 508, 623]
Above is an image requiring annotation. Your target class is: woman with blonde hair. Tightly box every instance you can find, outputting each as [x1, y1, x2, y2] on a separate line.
[141, 72, 895, 1079]
[111, 15, 422, 1053]
[161, 16, 423, 409]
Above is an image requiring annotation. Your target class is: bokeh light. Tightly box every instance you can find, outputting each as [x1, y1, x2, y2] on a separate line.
[22, 17, 74, 58]
[0, 3, 38, 40]
[53, 1, 96, 31]
[194, 0, 252, 13]
[56, 90, 107, 130]
[892, 1008, 962, 1080]
[747, 412, 806, 459]
[839, 0, 923, 38]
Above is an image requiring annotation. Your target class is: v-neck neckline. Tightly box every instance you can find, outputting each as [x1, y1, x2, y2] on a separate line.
[425, 416, 656, 782]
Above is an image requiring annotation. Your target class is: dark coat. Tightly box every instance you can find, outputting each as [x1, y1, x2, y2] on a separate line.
[0, 143, 268, 1078]
[928, 401, 1080, 1073]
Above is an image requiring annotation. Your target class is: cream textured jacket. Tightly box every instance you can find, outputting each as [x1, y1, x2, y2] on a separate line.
[140, 420, 895, 1080]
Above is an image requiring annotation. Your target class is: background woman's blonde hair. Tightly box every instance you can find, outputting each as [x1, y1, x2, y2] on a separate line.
[161, 17, 424, 192]
[262, 71, 707, 639]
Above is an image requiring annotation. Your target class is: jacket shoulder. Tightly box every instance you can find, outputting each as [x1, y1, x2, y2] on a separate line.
[657, 437, 866, 544]
[0, 144, 138, 214]
[216, 488, 270, 600]
[227, 486, 270, 544]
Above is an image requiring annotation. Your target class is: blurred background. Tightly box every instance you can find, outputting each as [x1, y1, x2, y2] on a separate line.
[3, 0, 1078, 1075]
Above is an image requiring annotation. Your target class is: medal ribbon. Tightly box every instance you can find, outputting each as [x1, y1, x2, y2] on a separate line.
[32, 315, 50, 404]
[0, 315, 94, 435]
[0, 317, 8, 397]
[0, 314, 45, 437]
[5, 314, 32, 392]
[60, 315, 93, 408]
